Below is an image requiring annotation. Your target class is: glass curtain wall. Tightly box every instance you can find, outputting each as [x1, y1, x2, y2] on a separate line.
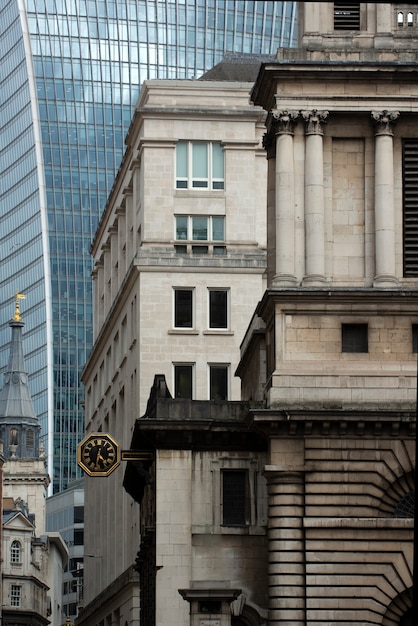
[0, 0, 297, 493]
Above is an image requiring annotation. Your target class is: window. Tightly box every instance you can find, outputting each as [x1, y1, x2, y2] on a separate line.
[175, 215, 226, 255]
[174, 289, 193, 328]
[342, 323, 368, 353]
[413, 324, 418, 353]
[210, 364, 229, 401]
[11, 585, 21, 607]
[74, 506, 84, 523]
[334, 2, 360, 30]
[176, 142, 224, 190]
[10, 540, 21, 564]
[209, 289, 228, 329]
[222, 470, 249, 526]
[403, 139, 418, 275]
[174, 364, 193, 399]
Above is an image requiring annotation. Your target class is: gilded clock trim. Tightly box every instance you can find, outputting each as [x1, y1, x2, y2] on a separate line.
[77, 433, 121, 477]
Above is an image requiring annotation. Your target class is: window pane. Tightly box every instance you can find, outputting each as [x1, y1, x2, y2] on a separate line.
[222, 470, 247, 526]
[174, 290, 193, 328]
[176, 142, 188, 178]
[212, 143, 224, 178]
[341, 324, 368, 353]
[192, 217, 208, 240]
[212, 216, 225, 241]
[175, 365, 193, 398]
[192, 143, 208, 178]
[175, 216, 188, 240]
[209, 290, 227, 328]
[210, 365, 228, 400]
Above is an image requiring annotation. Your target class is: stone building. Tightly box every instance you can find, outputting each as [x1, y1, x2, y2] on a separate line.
[0, 300, 68, 626]
[79, 76, 268, 624]
[121, 3, 416, 626]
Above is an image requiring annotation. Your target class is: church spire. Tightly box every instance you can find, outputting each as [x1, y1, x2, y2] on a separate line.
[0, 293, 41, 459]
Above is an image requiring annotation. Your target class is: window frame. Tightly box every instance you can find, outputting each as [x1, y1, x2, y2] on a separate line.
[175, 141, 225, 191]
[173, 288, 194, 329]
[208, 288, 229, 330]
[175, 215, 225, 243]
[10, 540, 22, 564]
[11, 584, 22, 607]
[209, 363, 229, 401]
[221, 469, 250, 527]
[173, 363, 194, 399]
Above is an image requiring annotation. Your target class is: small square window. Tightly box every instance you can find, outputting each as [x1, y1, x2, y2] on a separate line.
[209, 289, 228, 329]
[174, 364, 193, 399]
[342, 323, 368, 353]
[174, 289, 193, 328]
[222, 470, 248, 526]
[210, 364, 228, 401]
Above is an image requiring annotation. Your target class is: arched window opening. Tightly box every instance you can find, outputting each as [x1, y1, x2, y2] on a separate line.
[399, 607, 413, 626]
[397, 12, 404, 26]
[10, 540, 22, 564]
[407, 12, 413, 25]
[393, 490, 415, 518]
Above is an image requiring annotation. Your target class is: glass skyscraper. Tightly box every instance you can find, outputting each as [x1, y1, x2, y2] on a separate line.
[0, 0, 297, 493]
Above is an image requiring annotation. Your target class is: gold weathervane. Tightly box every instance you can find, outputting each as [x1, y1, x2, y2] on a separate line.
[13, 291, 26, 322]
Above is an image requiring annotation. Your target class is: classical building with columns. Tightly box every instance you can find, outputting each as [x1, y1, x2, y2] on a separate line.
[121, 3, 416, 626]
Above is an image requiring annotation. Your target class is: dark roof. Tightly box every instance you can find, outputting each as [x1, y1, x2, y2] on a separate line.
[199, 52, 276, 82]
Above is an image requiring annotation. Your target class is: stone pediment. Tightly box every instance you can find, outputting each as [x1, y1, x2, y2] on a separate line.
[3, 509, 35, 531]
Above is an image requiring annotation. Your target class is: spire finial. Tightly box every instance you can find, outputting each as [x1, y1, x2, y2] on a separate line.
[13, 291, 26, 322]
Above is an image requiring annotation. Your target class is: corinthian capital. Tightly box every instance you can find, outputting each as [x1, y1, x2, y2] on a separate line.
[272, 109, 299, 135]
[301, 109, 329, 135]
[371, 110, 400, 136]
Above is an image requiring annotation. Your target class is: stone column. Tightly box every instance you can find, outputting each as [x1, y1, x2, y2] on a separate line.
[302, 110, 328, 285]
[272, 110, 299, 286]
[371, 110, 400, 287]
[264, 468, 306, 626]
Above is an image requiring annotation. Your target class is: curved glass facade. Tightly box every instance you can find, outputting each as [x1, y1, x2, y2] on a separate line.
[0, 0, 297, 493]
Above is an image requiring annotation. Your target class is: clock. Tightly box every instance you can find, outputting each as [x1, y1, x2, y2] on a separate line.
[77, 433, 120, 477]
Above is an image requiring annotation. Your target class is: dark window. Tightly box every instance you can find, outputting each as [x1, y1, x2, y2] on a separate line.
[403, 139, 418, 275]
[209, 290, 228, 329]
[399, 608, 414, 626]
[342, 323, 368, 353]
[210, 365, 228, 401]
[393, 491, 415, 519]
[174, 364, 193, 399]
[74, 506, 84, 523]
[413, 324, 418, 353]
[334, 2, 360, 30]
[174, 289, 193, 328]
[222, 470, 248, 526]
[74, 529, 84, 545]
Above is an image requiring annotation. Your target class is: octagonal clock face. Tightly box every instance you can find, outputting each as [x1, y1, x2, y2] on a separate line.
[77, 433, 120, 477]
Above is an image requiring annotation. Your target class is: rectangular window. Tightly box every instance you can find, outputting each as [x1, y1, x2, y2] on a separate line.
[174, 289, 193, 328]
[342, 323, 368, 353]
[175, 215, 225, 242]
[222, 470, 248, 526]
[11, 585, 21, 607]
[413, 324, 418, 353]
[334, 2, 360, 30]
[175, 142, 224, 190]
[403, 139, 418, 275]
[210, 364, 229, 401]
[209, 289, 228, 329]
[174, 364, 193, 399]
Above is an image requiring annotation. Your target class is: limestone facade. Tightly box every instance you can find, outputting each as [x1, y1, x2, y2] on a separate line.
[79, 79, 268, 624]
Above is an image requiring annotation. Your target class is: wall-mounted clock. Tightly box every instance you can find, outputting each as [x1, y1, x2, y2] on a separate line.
[77, 433, 121, 477]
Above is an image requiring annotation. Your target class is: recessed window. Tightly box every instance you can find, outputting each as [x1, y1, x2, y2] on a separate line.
[210, 364, 229, 401]
[176, 142, 224, 190]
[175, 215, 225, 242]
[209, 289, 228, 329]
[174, 289, 193, 328]
[222, 470, 249, 526]
[413, 325, 418, 353]
[403, 139, 418, 276]
[342, 323, 368, 353]
[10, 540, 21, 564]
[334, 2, 360, 30]
[11, 585, 21, 607]
[174, 364, 193, 399]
